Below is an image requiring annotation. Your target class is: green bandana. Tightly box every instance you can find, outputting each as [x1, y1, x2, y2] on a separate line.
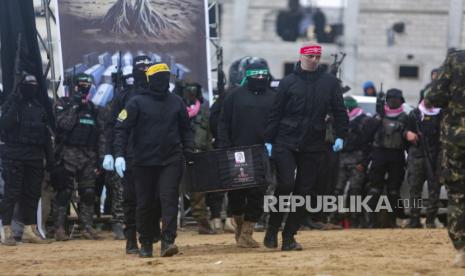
[240, 69, 269, 86]
[344, 96, 358, 110]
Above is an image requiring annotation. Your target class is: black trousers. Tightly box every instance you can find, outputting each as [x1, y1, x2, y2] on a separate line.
[134, 161, 182, 244]
[368, 156, 405, 201]
[268, 146, 328, 236]
[1, 159, 44, 225]
[228, 186, 266, 222]
[123, 167, 136, 232]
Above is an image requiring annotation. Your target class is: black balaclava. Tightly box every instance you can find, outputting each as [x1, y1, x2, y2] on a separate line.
[385, 88, 405, 109]
[146, 63, 171, 99]
[73, 73, 93, 103]
[183, 83, 202, 106]
[132, 55, 152, 88]
[241, 62, 270, 93]
[19, 74, 39, 100]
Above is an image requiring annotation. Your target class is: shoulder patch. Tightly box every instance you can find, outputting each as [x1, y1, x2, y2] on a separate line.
[117, 109, 128, 122]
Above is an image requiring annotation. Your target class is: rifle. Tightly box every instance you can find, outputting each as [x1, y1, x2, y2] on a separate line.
[375, 82, 385, 116]
[329, 52, 350, 93]
[112, 51, 123, 96]
[7, 33, 25, 101]
[413, 110, 435, 182]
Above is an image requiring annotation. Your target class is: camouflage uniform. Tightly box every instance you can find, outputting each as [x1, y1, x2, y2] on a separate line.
[100, 104, 124, 226]
[406, 106, 442, 225]
[106, 172, 124, 225]
[186, 101, 213, 225]
[335, 151, 366, 196]
[407, 148, 441, 219]
[425, 51, 465, 249]
[54, 96, 105, 238]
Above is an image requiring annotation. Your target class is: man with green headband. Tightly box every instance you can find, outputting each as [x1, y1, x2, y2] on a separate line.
[218, 58, 276, 248]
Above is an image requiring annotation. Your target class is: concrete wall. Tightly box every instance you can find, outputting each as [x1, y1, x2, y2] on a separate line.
[220, 0, 465, 104]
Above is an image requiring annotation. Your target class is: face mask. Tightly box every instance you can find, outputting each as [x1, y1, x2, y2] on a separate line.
[386, 98, 402, 109]
[133, 69, 148, 87]
[78, 84, 91, 98]
[148, 72, 170, 95]
[247, 76, 269, 92]
[19, 83, 38, 100]
[183, 86, 198, 105]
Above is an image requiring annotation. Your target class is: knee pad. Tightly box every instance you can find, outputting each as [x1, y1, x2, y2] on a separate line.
[79, 188, 95, 205]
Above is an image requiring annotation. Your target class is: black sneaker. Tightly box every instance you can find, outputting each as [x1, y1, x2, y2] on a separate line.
[160, 240, 179, 257]
[281, 235, 303, 251]
[126, 239, 139, 255]
[408, 217, 423, 229]
[139, 243, 153, 258]
[425, 217, 436, 229]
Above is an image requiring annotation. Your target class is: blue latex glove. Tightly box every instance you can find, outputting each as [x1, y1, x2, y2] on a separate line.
[332, 138, 344, 152]
[265, 143, 272, 157]
[115, 157, 126, 178]
[102, 155, 114, 171]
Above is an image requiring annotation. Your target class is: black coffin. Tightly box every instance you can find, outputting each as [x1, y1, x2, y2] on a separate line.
[186, 145, 269, 193]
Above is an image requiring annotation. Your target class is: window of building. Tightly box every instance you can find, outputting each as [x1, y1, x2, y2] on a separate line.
[398, 65, 419, 79]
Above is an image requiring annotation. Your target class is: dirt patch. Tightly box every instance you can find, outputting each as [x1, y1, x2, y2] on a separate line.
[0, 229, 462, 275]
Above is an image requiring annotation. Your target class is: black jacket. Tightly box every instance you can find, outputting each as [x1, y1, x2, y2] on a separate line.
[406, 108, 442, 158]
[218, 86, 276, 147]
[104, 87, 138, 159]
[0, 96, 54, 163]
[113, 89, 194, 166]
[264, 64, 348, 152]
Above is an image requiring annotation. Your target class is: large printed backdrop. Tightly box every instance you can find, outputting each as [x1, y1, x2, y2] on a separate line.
[57, 0, 209, 90]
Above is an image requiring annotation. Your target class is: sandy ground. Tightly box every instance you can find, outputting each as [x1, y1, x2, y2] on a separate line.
[0, 228, 463, 276]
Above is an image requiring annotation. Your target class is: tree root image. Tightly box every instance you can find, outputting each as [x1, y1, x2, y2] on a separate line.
[102, 0, 181, 37]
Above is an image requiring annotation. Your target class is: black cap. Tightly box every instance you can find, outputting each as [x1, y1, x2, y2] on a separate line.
[133, 55, 152, 69]
[386, 88, 405, 102]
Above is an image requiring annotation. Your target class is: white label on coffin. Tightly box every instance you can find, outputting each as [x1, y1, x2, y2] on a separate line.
[234, 152, 246, 164]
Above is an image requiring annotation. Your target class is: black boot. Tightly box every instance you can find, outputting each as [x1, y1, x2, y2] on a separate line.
[125, 228, 139, 254]
[139, 242, 153, 258]
[408, 216, 423, 228]
[263, 226, 278, 249]
[281, 233, 303, 251]
[80, 203, 102, 240]
[112, 223, 125, 240]
[160, 235, 179, 257]
[55, 206, 70, 241]
[425, 216, 436, 228]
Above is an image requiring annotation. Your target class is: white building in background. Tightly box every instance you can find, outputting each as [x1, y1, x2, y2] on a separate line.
[220, 0, 465, 104]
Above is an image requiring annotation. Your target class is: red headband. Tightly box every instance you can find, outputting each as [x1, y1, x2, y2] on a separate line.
[300, 45, 322, 55]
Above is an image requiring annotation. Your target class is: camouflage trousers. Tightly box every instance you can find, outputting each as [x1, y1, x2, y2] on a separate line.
[335, 151, 366, 195]
[190, 192, 208, 221]
[106, 172, 124, 225]
[407, 150, 441, 218]
[61, 146, 98, 188]
[442, 142, 465, 249]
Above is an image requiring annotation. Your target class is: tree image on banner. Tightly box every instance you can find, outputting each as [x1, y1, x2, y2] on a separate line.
[102, 0, 180, 37]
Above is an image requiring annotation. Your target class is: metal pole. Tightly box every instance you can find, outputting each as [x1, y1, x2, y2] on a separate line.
[43, 0, 57, 100]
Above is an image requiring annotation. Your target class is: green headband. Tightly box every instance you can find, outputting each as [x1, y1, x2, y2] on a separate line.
[240, 69, 269, 86]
